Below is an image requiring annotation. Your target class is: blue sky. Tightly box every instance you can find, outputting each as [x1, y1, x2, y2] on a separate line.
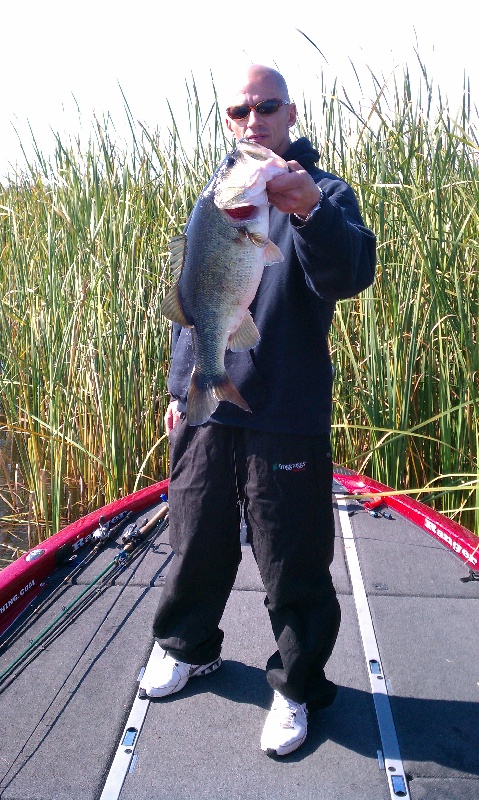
[1, 0, 476, 179]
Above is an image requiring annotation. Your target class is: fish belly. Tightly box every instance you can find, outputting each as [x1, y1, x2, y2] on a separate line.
[193, 240, 264, 374]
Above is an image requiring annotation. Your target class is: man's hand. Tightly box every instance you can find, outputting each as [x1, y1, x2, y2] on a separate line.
[164, 400, 182, 434]
[267, 160, 321, 219]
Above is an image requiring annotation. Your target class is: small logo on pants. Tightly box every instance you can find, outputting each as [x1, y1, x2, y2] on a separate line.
[273, 461, 306, 472]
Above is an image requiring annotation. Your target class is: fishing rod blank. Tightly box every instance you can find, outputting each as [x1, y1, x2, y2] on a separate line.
[0, 511, 134, 655]
[0, 502, 168, 690]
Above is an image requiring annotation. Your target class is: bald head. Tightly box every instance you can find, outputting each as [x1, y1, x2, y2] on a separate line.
[239, 65, 290, 102]
[223, 63, 296, 156]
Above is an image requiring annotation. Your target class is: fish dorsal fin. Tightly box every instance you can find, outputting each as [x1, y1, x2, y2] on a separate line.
[263, 239, 284, 265]
[228, 310, 261, 352]
[168, 234, 187, 280]
[160, 283, 192, 327]
[160, 234, 192, 326]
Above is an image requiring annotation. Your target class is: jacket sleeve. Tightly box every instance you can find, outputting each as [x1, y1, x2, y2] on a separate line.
[291, 177, 376, 300]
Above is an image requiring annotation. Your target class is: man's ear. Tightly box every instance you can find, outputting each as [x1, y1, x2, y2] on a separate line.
[288, 103, 297, 128]
[225, 117, 234, 133]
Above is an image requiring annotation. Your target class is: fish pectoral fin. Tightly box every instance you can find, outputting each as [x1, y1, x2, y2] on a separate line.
[227, 310, 260, 352]
[263, 239, 284, 265]
[244, 230, 269, 248]
[243, 229, 284, 264]
[160, 283, 192, 327]
[168, 234, 187, 280]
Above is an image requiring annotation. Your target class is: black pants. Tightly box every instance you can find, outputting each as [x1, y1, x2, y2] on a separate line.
[153, 420, 341, 708]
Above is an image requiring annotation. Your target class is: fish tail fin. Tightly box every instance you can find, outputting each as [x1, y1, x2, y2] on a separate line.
[187, 370, 251, 426]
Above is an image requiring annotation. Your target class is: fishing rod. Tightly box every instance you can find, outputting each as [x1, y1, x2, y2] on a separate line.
[0, 511, 134, 655]
[4, 506, 171, 679]
[37, 506, 171, 642]
[0, 501, 169, 691]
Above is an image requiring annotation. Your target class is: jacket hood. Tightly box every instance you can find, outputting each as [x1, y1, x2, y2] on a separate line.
[282, 137, 320, 170]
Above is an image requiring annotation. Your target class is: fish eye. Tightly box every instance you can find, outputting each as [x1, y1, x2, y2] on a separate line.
[225, 155, 236, 168]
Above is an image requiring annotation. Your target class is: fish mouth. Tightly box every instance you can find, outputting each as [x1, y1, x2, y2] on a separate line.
[237, 138, 271, 156]
[223, 205, 258, 220]
[235, 138, 288, 169]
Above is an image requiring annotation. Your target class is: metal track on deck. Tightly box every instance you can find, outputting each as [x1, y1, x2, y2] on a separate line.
[336, 497, 410, 799]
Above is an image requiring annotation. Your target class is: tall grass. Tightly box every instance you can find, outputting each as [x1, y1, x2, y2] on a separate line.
[0, 64, 478, 561]
[0, 94, 227, 552]
[312, 68, 479, 530]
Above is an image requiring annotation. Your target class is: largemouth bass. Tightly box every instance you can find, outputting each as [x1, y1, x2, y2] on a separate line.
[161, 139, 289, 426]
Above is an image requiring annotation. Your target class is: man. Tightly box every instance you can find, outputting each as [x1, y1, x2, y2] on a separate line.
[139, 65, 376, 757]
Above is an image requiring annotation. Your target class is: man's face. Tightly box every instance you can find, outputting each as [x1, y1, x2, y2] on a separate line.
[225, 71, 297, 157]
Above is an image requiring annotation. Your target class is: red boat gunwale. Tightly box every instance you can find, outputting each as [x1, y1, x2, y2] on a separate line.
[0, 479, 169, 637]
[333, 469, 479, 570]
[2, 469, 478, 637]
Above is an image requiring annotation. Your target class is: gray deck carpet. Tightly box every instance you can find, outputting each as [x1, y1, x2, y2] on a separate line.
[0, 497, 477, 799]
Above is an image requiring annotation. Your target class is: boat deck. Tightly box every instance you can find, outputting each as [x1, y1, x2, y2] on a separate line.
[1, 487, 478, 800]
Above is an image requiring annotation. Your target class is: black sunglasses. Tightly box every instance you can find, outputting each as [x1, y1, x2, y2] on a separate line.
[226, 98, 290, 121]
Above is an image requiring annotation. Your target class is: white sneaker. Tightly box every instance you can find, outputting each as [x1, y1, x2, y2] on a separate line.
[260, 690, 308, 756]
[138, 646, 222, 698]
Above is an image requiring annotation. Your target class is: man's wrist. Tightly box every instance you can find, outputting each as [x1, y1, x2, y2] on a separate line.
[293, 188, 324, 223]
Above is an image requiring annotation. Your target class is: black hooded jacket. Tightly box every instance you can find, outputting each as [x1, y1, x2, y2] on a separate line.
[166, 137, 376, 435]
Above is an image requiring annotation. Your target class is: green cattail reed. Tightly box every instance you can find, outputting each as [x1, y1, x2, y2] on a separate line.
[0, 64, 477, 563]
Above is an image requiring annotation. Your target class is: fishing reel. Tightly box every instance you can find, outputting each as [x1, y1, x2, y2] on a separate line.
[120, 522, 144, 547]
[92, 511, 132, 543]
[120, 496, 169, 547]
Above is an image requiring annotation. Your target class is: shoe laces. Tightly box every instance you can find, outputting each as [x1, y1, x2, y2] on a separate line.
[271, 691, 305, 729]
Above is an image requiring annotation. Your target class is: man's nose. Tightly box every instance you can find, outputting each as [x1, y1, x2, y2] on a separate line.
[246, 108, 262, 124]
